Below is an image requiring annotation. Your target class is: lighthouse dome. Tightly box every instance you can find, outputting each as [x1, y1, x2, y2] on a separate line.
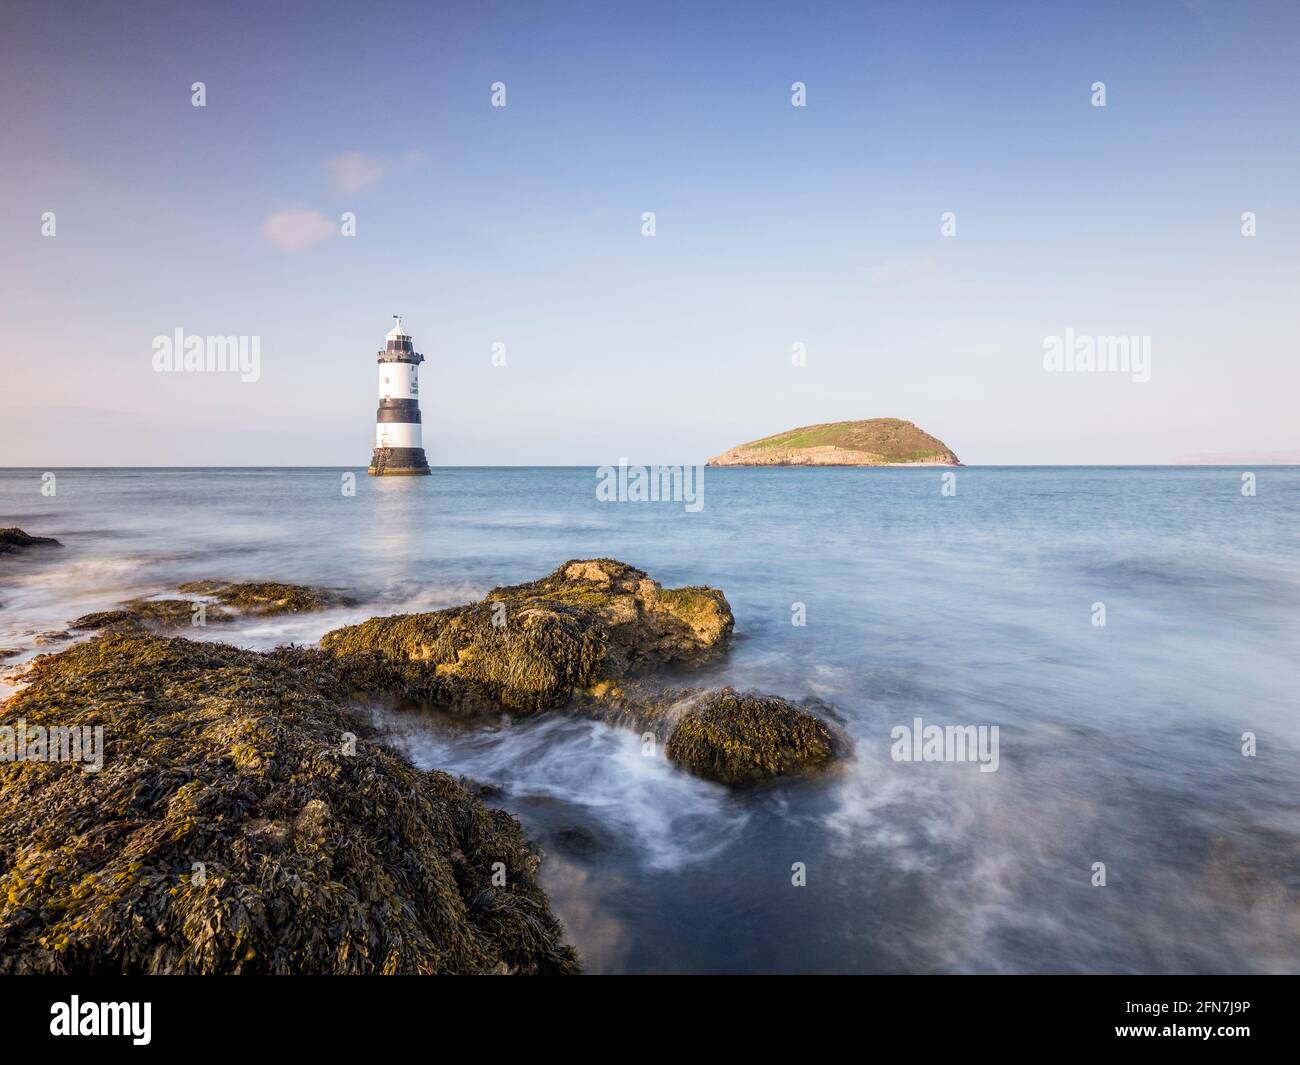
[386, 316, 410, 339]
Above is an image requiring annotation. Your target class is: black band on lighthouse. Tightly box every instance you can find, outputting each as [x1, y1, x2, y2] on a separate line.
[376, 404, 421, 423]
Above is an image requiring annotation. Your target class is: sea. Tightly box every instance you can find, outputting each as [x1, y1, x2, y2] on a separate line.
[1, 465, 1297, 973]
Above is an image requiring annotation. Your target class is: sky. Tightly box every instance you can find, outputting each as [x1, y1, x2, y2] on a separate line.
[1, 0, 1298, 466]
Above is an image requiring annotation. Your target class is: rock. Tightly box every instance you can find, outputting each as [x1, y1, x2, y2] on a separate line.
[0, 634, 577, 975]
[321, 559, 733, 714]
[551, 824, 609, 857]
[71, 600, 217, 631]
[321, 600, 608, 714]
[664, 687, 839, 785]
[176, 580, 352, 615]
[32, 631, 72, 646]
[0, 528, 61, 554]
[70, 581, 347, 633]
[0, 648, 20, 661]
[489, 559, 733, 672]
[321, 561, 840, 788]
[707, 418, 960, 467]
[68, 609, 139, 631]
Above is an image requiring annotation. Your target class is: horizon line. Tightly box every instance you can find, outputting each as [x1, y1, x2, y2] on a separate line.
[3, 464, 1298, 471]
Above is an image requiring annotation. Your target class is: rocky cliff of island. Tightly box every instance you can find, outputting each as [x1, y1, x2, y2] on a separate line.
[707, 418, 960, 467]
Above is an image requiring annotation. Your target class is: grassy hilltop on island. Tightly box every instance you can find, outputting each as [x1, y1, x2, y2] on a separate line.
[707, 418, 960, 467]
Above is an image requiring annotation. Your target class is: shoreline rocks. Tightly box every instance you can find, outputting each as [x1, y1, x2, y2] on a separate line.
[1, 556, 842, 973]
[0, 634, 577, 975]
[322, 558, 838, 786]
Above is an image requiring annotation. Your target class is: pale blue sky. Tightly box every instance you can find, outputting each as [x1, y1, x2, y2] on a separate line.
[2, 0, 1298, 465]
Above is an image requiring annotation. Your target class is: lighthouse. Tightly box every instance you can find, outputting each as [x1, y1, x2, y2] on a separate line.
[368, 316, 431, 476]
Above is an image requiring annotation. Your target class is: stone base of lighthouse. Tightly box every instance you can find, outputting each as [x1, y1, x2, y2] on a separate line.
[368, 446, 431, 476]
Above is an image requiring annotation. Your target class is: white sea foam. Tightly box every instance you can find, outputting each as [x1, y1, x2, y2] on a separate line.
[377, 712, 749, 873]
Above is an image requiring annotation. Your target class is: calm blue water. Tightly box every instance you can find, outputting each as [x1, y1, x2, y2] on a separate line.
[2, 466, 1298, 973]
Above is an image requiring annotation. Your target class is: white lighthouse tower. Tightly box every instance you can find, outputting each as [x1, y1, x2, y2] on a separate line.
[368, 316, 431, 476]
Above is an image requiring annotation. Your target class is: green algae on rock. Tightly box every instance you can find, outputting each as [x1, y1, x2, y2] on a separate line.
[321, 559, 734, 714]
[0, 528, 61, 554]
[664, 687, 839, 786]
[0, 633, 577, 975]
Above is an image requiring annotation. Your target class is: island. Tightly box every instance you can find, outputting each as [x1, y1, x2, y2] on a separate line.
[707, 418, 961, 467]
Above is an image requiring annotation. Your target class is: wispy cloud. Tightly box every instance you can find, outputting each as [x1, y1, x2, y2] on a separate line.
[325, 151, 389, 194]
[259, 208, 335, 251]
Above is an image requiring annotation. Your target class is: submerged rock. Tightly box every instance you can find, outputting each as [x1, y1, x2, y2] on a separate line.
[0, 634, 578, 975]
[664, 687, 839, 786]
[321, 559, 733, 714]
[551, 824, 610, 857]
[31, 631, 73, 646]
[0, 528, 61, 554]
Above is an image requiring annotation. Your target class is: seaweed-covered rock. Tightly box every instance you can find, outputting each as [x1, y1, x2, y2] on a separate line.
[177, 580, 351, 615]
[68, 609, 141, 631]
[664, 687, 839, 786]
[321, 601, 610, 714]
[321, 559, 732, 714]
[0, 528, 61, 554]
[71, 581, 347, 633]
[0, 634, 577, 975]
[71, 599, 222, 632]
[488, 559, 733, 672]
